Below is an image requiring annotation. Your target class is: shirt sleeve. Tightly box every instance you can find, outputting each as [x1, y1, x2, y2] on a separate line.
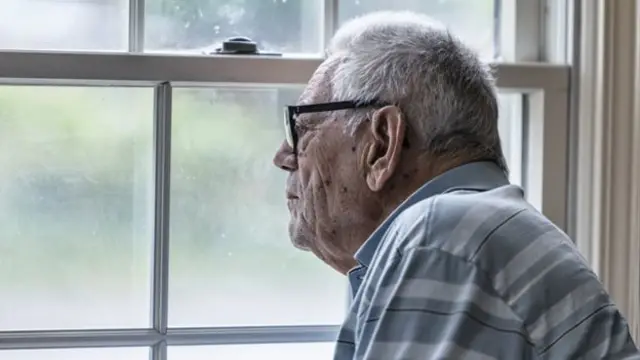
[538, 303, 640, 360]
[354, 247, 534, 360]
[522, 266, 640, 360]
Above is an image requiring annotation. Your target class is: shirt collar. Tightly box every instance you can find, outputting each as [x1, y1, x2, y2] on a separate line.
[353, 161, 510, 268]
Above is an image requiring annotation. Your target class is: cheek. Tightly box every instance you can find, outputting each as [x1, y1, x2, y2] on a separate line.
[297, 147, 336, 214]
[302, 156, 360, 216]
[296, 129, 362, 219]
[299, 164, 331, 214]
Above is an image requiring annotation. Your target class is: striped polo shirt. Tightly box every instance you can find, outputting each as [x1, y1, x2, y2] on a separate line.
[333, 161, 639, 359]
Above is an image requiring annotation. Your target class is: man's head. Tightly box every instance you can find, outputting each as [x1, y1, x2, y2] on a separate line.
[272, 11, 506, 274]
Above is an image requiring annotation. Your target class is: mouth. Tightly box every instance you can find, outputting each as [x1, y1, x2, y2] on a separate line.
[286, 191, 298, 200]
[286, 192, 298, 212]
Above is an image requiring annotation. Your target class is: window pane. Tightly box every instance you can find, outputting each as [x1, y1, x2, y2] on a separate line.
[1, 347, 149, 360]
[497, 93, 523, 186]
[169, 343, 334, 360]
[339, 0, 497, 59]
[0, 0, 127, 51]
[145, 0, 323, 54]
[0, 86, 153, 330]
[169, 87, 346, 327]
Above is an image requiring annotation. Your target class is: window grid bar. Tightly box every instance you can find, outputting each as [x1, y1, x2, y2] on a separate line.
[151, 82, 172, 336]
[521, 94, 531, 195]
[323, 0, 339, 49]
[0, 326, 340, 350]
[151, 341, 167, 360]
[165, 325, 339, 346]
[128, 0, 145, 52]
[0, 329, 161, 350]
[493, 0, 502, 59]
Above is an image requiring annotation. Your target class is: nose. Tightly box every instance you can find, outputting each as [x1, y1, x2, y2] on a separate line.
[273, 141, 297, 172]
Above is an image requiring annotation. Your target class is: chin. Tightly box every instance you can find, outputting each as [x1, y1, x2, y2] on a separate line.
[291, 240, 311, 251]
[288, 221, 312, 251]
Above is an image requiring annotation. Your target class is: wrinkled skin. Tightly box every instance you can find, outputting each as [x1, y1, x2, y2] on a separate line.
[272, 59, 440, 274]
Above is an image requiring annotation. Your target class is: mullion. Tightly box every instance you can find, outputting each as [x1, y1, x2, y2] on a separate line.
[0, 326, 340, 350]
[128, 0, 145, 52]
[0, 329, 162, 350]
[151, 341, 167, 360]
[323, 0, 339, 48]
[151, 82, 172, 340]
[165, 325, 339, 346]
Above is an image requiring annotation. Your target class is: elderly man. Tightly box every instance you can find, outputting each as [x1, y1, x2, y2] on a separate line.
[272, 11, 639, 360]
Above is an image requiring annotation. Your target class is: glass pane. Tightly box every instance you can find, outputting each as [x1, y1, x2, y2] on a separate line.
[170, 343, 334, 360]
[339, 0, 497, 59]
[1, 348, 149, 360]
[169, 87, 346, 327]
[497, 93, 523, 186]
[145, 0, 323, 54]
[0, 86, 153, 330]
[0, 0, 127, 51]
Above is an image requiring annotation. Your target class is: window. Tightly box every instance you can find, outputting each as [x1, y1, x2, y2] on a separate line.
[5, 0, 503, 57]
[0, 0, 128, 51]
[0, 0, 571, 359]
[497, 93, 524, 187]
[1, 348, 149, 360]
[338, 0, 497, 58]
[169, 343, 335, 360]
[0, 86, 153, 331]
[169, 87, 345, 327]
[144, 0, 323, 53]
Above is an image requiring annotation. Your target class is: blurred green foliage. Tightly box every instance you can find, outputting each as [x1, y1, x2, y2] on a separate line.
[0, 0, 495, 315]
[0, 86, 321, 287]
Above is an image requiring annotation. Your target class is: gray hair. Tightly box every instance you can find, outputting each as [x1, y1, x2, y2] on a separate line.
[326, 11, 508, 174]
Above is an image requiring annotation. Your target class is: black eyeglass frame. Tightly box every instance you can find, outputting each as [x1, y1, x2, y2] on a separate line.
[283, 100, 385, 153]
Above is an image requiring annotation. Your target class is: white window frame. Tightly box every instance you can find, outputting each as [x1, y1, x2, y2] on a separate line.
[0, 0, 573, 358]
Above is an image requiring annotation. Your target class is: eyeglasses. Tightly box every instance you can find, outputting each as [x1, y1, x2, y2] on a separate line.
[283, 100, 384, 153]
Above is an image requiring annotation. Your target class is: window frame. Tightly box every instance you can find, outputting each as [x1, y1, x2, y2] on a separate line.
[0, 0, 573, 358]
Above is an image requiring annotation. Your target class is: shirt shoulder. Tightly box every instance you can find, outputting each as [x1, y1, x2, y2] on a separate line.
[380, 184, 531, 256]
[371, 184, 638, 358]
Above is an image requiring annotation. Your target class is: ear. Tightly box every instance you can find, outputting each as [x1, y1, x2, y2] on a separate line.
[363, 106, 406, 192]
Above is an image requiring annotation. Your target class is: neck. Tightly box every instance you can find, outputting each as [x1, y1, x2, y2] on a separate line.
[379, 154, 458, 214]
[333, 156, 466, 275]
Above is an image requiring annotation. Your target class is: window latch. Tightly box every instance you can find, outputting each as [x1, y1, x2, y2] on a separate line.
[207, 36, 281, 57]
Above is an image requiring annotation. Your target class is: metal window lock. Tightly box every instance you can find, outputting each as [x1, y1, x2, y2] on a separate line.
[211, 36, 282, 57]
